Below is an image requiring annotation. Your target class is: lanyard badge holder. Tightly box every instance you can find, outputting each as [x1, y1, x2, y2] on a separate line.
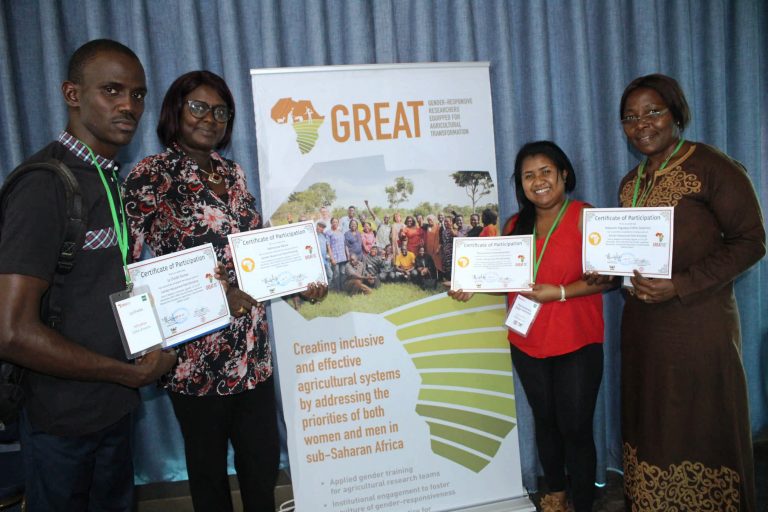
[505, 295, 542, 337]
[82, 145, 165, 359]
[110, 284, 165, 359]
[505, 199, 570, 337]
[622, 138, 685, 292]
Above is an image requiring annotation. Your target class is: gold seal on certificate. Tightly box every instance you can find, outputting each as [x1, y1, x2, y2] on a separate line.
[228, 221, 327, 301]
[582, 207, 674, 278]
[450, 235, 534, 292]
[123, 243, 231, 356]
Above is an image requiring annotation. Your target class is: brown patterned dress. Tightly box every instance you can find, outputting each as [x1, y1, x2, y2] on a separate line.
[618, 143, 765, 511]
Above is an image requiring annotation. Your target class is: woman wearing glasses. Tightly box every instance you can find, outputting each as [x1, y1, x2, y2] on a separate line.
[124, 71, 324, 512]
[608, 74, 763, 510]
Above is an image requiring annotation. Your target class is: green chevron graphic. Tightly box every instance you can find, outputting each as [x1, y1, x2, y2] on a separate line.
[292, 119, 324, 154]
[383, 294, 516, 472]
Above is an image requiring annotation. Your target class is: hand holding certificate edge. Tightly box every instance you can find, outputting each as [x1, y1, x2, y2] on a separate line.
[583, 269, 675, 304]
[582, 271, 619, 288]
[447, 286, 510, 303]
[218, 263, 327, 316]
[215, 261, 261, 319]
[225, 286, 261, 318]
[629, 269, 677, 304]
[447, 288, 476, 302]
[299, 281, 328, 303]
[133, 348, 178, 385]
[450, 282, 562, 304]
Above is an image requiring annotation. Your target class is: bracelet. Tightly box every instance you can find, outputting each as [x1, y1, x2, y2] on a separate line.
[559, 284, 567, 302]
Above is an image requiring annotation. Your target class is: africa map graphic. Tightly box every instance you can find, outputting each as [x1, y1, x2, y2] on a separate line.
[272, 98, 325, 154]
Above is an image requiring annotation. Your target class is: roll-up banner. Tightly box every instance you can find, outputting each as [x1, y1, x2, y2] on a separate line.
[251, 63, 533, 512]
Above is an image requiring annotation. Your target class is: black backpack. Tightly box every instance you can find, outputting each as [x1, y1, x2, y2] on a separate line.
[0, 159, 87, 426]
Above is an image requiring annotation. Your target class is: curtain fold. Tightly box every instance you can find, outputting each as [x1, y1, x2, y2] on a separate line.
[1, 0, 765, 490]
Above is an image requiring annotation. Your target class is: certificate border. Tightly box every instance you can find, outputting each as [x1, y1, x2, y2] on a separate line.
[126, 243, 231, 344]
[228, 220, 327, 302]
[450, 235, 534, 293]
[582, 207, 674, 278]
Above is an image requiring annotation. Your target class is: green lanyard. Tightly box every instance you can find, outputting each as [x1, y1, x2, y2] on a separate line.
[631, 138, 685, 207]
[532, 199, 570, 281]
[84, 145, 131, 286]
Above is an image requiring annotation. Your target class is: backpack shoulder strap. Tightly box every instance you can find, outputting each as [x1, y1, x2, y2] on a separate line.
[0, 158, 87, 273]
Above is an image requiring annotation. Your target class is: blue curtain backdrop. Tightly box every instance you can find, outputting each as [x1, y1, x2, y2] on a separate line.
[1, 0, 765, 491]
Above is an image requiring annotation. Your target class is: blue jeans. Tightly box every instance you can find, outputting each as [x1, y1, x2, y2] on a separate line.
[20, 410, 134, 512]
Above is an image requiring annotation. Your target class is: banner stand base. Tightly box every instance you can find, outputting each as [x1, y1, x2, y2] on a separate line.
[449, 496, 536, 512]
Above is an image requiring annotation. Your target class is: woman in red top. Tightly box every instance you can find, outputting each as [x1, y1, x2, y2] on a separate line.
[400, 215, 425, 253]
[451, 141, 609, 512]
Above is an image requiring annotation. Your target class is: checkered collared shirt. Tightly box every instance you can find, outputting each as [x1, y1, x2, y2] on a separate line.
[57, 131, 119, 172]
[57, 131, 122, 251]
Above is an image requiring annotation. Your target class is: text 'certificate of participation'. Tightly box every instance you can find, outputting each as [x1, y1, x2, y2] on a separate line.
[126, 243, 231, 348]
[582, 207, 674, 278]
[228, 221, 327, 302]
[451, 235, 534, 292]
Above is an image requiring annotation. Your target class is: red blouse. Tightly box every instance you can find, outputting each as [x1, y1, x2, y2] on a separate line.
[401, 225, 424, 253]
[479, 224, 498, 237]
[505, 200, 603, 358]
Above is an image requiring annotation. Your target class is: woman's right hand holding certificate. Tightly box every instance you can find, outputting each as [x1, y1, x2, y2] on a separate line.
[448, 289, 475, 302]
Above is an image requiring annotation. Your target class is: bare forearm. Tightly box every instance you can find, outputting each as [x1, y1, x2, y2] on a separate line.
[0, 321, 142, 387]
[563, 279, 614, 300]
[0, 274, 174, 388]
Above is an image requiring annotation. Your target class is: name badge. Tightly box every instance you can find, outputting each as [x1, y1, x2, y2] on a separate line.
[109, 285, 165, 359]
[504, 295, 542, 337]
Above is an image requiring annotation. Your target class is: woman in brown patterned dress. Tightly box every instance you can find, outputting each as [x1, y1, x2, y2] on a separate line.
[616, 74, 764, 511]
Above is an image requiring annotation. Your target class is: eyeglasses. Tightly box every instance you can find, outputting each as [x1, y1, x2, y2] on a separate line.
[620, 108, 669, 126]
[186, 100, 232, 123]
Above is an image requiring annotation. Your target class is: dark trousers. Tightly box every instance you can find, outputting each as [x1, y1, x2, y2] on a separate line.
[19, 410, 134, 512]
[169, 378, 280, 512]
[332, 261, 347, 290]
[511, 343, 603, 512]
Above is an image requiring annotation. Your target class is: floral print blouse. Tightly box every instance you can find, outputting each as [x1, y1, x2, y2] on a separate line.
[123, 143, 271, 396]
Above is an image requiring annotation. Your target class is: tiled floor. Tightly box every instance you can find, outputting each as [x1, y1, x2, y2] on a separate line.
[136, 435, 768, 511]
[528, 471, 624, 512]
[136, 472, 293, 512]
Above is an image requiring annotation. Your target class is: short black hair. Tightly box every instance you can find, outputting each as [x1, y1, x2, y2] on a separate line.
[67, 39, 141, 84]
[620, 74, 691, 130]
[157, 70, 235, 149]
[481, 208, 497, 226]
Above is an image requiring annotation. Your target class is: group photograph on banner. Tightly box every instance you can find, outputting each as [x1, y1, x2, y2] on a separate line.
[251, 63, 532, 512]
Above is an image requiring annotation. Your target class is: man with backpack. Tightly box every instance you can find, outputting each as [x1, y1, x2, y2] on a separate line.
[0, 39, 176, 511]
